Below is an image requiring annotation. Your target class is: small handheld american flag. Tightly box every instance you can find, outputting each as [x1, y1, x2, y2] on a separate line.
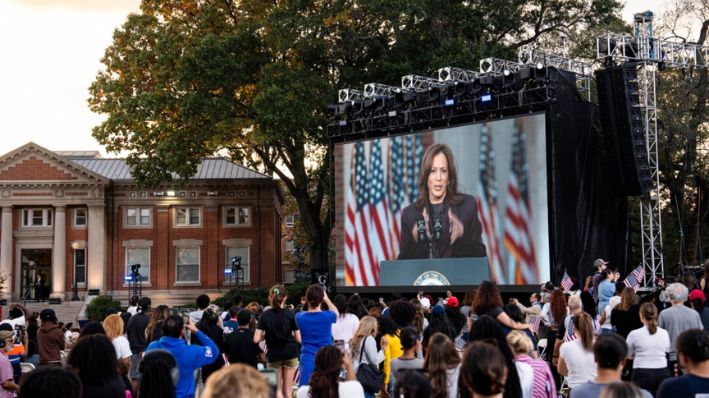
[561, 271, 573, 292]
[624, 265, 644, 290]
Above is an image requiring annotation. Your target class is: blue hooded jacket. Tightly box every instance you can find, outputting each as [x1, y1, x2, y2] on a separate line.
[146, 330, 219, 398]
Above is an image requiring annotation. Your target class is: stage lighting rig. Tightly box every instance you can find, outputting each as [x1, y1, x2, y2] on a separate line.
[438, 67, 479, 82]
[231, 256, 242, 271]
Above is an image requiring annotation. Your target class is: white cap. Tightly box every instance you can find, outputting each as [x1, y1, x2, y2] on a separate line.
[420, 297, 431, 309]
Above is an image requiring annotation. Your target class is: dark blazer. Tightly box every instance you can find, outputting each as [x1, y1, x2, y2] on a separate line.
[398, 193, 486, 259]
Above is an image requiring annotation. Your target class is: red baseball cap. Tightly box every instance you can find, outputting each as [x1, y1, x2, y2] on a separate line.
[690, 289, 705, 303]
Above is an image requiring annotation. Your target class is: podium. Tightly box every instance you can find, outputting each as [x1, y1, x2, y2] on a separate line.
[379, 257, 490, 286]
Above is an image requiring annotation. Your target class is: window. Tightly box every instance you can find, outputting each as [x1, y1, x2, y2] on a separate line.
[73, 208, 87, 227]
[226, 247, 250, 283]
[285, 214, 295, 228]
[224, 207, 251, 226]
[124, 207, 152, 227]
[285, 239, 295, 253]
[22, 208, 53, 227]
[74, 249, 86, 285]
[176, 247, 200, 283]
[125, 247, 150, 283]
[176, 207, 201, 226]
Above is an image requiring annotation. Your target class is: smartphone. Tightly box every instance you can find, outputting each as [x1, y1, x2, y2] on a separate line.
[259, 368, 277, 397]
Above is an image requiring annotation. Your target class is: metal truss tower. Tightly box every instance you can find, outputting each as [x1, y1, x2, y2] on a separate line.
[597, 11, 709, 286]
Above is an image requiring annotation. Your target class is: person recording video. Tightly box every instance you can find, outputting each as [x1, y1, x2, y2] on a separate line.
[398, 143, 486, 260]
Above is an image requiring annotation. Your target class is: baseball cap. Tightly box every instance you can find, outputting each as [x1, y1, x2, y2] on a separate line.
[40, 309, 57, 323]
[446, 296, 459, 308]
[432, 304, 445, 315]
[690, 289, 706, 303]
[594, 259, 609, 269]
[419, 297, 431, 309]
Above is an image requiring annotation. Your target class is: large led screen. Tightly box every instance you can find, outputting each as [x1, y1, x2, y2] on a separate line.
[334, 113, 550, 287]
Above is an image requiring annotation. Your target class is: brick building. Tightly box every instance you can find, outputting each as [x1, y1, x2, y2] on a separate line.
[0, 143, 283, 303]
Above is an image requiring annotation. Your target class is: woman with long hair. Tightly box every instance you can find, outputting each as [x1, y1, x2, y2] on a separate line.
[332, 294, 359, 352]
[558, 313, 596, 389]
[507, 330, 556, 398]
[295, 284, 339, 386]
[102, 314, 132, 393]
[626, 302, 670, 395]
[296, 346, 364, 398]
[408, 298, 428, 336]
[346, 294, 368, 319]
[145, 305, 170, 344]
[549, 289, 568, 332]
[194, 305, 225, 382]
[66, 334, 125, 398]
[424, 333, 461, 398]
[255, 284, 301, 398]
[379, 315, 403, 396]
[460, 342, 508, 398]
[472, 281, 531, 330]
[468, 315, 525, 398]
[136, 349, 177, 398]
[351, 316, 388, 398]
[611, 288, 642, 338]
[398, 143, 486, 259]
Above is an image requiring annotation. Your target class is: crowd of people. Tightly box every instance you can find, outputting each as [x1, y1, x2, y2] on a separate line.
[2, 261, 709, 398]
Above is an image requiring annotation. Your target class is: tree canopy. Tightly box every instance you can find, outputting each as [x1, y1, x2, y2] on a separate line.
[89, 0, 624, 272]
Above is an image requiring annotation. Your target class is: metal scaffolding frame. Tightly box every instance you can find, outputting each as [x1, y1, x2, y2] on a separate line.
[597, 11, 709, 286]
[438, 67, 479, 82]
[517, 45, 593, 100]
[401, 74, 446, 90]
[338, 89, 363, 102]
[479, 57, 523, 75]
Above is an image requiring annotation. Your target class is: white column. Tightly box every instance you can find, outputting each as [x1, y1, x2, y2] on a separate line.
[0, 207, 13, 296]
[51, 206, 66, 298]
[87, 206, 106, 292]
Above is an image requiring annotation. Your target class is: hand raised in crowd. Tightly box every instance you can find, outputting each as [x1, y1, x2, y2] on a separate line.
[449, 208, 464, 244]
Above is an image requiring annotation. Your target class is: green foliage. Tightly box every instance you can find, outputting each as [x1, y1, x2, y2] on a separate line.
[286, 281, 310, 306]
[213, 287, 269, 308]
[89, 0, 624, 272]
[85, 296, 122, 322]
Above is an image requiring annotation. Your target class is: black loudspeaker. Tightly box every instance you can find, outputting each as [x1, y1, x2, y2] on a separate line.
[596, 63, 652, 196]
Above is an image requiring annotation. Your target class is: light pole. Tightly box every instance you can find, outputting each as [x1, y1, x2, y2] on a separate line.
[71, 241, 80, 301]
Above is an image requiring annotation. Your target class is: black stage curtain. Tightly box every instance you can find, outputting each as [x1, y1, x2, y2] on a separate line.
[547, 68, 630, 286]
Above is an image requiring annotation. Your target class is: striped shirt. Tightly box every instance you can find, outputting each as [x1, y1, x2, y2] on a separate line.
[516, 354, 556, 398]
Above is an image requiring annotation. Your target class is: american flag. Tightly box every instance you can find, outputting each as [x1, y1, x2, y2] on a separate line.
[477, 125, 506, 283]
[530, 315, 542, 335]
[562, 315, 577, 342]
[368, 140, 391, 283]
[561, 271, 573, 292]
[345, 142, 377, 286]
[503, 122, 538, 284]
[387, 137, 406, 259]
[624, 265, 645, 289]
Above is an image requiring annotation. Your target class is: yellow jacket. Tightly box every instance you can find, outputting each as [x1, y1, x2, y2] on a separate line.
[383, 332, 403, 385]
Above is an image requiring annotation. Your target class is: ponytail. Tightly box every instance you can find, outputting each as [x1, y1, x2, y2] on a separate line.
[269, 285, 287, 312]
[573, 313, 594, 351]
[640, 302, 658, 335]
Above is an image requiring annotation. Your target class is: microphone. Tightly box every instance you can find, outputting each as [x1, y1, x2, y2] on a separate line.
[433, 217, 442, 240]
[417, 219, 427, 242]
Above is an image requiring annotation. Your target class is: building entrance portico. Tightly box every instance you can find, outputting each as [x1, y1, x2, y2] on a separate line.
[19, 248, 51, 301]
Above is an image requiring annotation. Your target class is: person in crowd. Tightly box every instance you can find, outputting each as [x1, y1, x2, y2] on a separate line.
[511, 292, 542, 324]
[591, 259, 609, 304]
[295, 284, 338, 386]
[598, 270, 616, 315]
[581, 291, 599, 322]
[611, 288, 642, 339]
[507, 330, 556, 398]
[189, 294, 211, 325]
[600, 282, 624, 335]
[145, 304, 170, 344]
[599, 382, 646, 398]
[473, 281, 531, 331]
[657, 329, 709, 396]
[389, 300, 417, 330]
[423, 305, 457, 351]
[378, 315, 402, 395]
[332, 294, 360, 352]
[18, 366, 81, 398]
[503, 304, 536, 346]
[659, 283, 703, 374]
[346, 294, 369, 319]
[255, 284, 301, 398]
[67, 334, 125, 398]
[296, 346, 364, 398]
[571, 334, 651, 398]
[545, 289, 568, 340]
[126, 296, 151, 383]
[36, 308, 64, 367]
[202, 363, 270, 398]
[220, 293, 243, 322]
[444, 296, 465, 334]
[682, 271, 700, 293]
[145, 315, 219, 398]
[126, 295, 140, 316]
[625, 302, 670, 395]
[558, 313, 597, 390]
[424, 333, 461, 398]
[222, 305, 240, 336]
[390, 327, 423, 395]
[136, 349, 178, 398]
[351, 315, 387, 398]
[102, 314, 132, 393]
[460, 341, 508, 398]
[552, 294, 584, 361]
[0, 324, 23, 385]
[224, 309, 263, 368]
[193, 305, 225, 383]
[689, 289, 709, 330]
[397, 143, 486, 259]
[0, 330, 18, 397]
[468, 315, 526, 398]
[409, 298, 428, 337]
[394, 370, 432, 398]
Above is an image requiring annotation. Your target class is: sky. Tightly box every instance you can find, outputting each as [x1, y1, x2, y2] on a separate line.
[0, 0, 674, 157]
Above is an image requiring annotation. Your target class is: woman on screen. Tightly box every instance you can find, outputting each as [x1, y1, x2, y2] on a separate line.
[398, 143, 486, 259]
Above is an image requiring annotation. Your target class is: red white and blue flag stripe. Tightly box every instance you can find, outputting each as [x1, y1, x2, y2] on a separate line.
[477, 125, 506, 283]
[624, 265, 644, 289]
[561, 271, 574, 292]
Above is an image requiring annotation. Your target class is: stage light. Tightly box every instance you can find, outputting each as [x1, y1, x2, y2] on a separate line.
[503, 69, 511, 76]
[536, 62, 544, 70]
[444, 98, 455, 106]
[224, 268, 233, 275]
[481, 94, 492, 102]
[124, 275, 133, 281]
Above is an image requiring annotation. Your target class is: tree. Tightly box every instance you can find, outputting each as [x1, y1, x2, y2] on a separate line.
[89, 0, 623, 276]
